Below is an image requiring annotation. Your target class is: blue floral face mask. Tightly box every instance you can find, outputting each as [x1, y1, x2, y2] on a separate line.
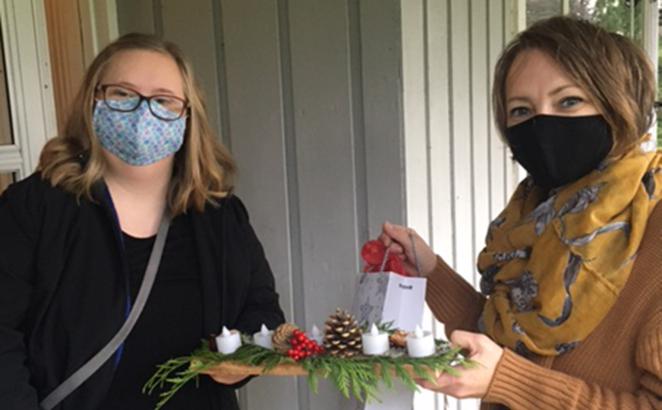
[93, 100, 186, 166]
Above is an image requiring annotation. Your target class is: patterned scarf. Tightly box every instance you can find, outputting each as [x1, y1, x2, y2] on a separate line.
[478, 148, 662, 356]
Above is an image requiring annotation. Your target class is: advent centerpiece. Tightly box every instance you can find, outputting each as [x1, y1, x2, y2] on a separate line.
[144, 309, 473, 409]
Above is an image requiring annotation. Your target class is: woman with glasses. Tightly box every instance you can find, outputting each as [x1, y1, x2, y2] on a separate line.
[0, 33, 284, 410]
[380, 17, 661, 409]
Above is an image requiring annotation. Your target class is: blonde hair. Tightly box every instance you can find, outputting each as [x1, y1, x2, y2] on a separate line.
[38, 33, 235, 214]
[492, 16, 655, 157]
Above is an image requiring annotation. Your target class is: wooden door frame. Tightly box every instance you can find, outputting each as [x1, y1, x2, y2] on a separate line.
[44, 0, 119, 136]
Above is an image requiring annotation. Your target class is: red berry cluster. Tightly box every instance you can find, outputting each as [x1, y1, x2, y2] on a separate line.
[287, 329, 323, 361]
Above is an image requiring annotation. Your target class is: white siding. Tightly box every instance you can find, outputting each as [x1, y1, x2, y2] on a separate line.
[401, 1, 521, 409]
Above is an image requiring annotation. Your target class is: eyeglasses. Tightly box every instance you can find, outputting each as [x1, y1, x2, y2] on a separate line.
[96, 84, 188, 121]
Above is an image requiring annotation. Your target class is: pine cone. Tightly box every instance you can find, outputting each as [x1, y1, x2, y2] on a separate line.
[323, 309, 363, 358]
[272, 323, 299, 354]
[389, 330, 407, 348]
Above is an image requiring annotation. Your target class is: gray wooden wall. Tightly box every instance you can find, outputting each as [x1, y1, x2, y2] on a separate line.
[116, 1, 406, 409]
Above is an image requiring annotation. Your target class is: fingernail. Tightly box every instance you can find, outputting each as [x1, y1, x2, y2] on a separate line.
[385, 221, 392, 228]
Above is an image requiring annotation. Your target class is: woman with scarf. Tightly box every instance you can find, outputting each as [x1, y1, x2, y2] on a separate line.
[380, 16, 661, 409]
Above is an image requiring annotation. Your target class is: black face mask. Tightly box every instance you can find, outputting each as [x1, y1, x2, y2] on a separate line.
[505, 114, 613, 190]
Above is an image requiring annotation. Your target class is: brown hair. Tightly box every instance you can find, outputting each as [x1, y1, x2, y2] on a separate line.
[492, 16, 655, 156]
[38, 33, 235, 214]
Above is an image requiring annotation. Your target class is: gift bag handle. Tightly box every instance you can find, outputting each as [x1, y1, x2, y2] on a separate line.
[379, 247, 391, 272]
[380, 232, 422, 276]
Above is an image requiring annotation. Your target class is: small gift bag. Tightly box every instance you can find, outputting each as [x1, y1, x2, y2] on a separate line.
[352, 240, 427, 332]
[352, 240, 427, 410]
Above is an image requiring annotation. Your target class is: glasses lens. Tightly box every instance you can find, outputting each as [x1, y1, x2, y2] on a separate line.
[149, 96, 186, 120]
[104, 86, 140, 111]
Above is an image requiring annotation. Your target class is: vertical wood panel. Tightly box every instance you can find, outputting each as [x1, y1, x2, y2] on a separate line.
[276, 1, 309, 406]
[288, 0, 361, 407]
[400, 0, 434, 401]
[288, 0, 357, 337]
[504, 0, 524, 193]
[360, 0, 407, 237]
[465, 2, 490, 408]
[90, 0, 119, 53]
[116, 0, 154, 35]
[424, 0, 452, 408]
[427, 0, 452, 267]
[77, 0, 97, 65]
[358, 2, 414, 408]
[470, 0, 490, 291]
[44, 0, 86, 135]
[211, 0, 231, 148]
[488, 0, 507, 217]
[401, 0, 429, 241]
[219, 1, 299, 409]
[348, 0, 368, 251]
[160, 0, 222, 136]
[448, 0, 474, 284]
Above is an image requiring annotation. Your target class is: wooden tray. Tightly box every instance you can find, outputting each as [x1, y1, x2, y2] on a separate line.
[200, 361, 439, 380]
[201, 362, 308, 378]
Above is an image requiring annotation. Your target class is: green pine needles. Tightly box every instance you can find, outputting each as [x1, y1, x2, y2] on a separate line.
[143, 339, 474, 410]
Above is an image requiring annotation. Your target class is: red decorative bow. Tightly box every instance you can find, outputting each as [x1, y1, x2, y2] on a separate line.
[360, 240, 408, 276]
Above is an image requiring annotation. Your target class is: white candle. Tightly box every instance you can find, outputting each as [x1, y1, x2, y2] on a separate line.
[406, 325, 435, 358]
[309, 324, 323, 345]
[215, 326, 242, 354]
[361, 324, 390, 356]
[253, 324, 273, 349]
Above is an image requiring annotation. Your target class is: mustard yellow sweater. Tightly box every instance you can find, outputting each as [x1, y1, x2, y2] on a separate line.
[426, 205, 662, 409]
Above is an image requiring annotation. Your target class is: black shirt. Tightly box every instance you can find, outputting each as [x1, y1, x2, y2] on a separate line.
[0, 174, 285, 410]
[100, 215, 215, 409]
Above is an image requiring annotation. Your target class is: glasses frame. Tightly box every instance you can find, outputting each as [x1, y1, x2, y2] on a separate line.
[95, 83, 189, 121]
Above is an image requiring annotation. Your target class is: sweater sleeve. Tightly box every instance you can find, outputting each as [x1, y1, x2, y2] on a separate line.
[425, 256, 486, 337]
[483, 311, 662, 409]
[0, 179, 42, 409]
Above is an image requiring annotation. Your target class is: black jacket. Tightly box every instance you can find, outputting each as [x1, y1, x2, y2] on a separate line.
[0, 174, 285, 409]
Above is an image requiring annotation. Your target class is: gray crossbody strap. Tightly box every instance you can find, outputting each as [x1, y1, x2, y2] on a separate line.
[40, 215, 171, 410]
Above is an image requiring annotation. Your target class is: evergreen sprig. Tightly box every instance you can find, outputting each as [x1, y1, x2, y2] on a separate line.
[144, 340, 474, 410]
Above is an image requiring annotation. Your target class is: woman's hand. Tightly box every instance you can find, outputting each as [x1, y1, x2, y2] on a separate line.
[416, 330, 504, 398]
[378, 222, 438, 276]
